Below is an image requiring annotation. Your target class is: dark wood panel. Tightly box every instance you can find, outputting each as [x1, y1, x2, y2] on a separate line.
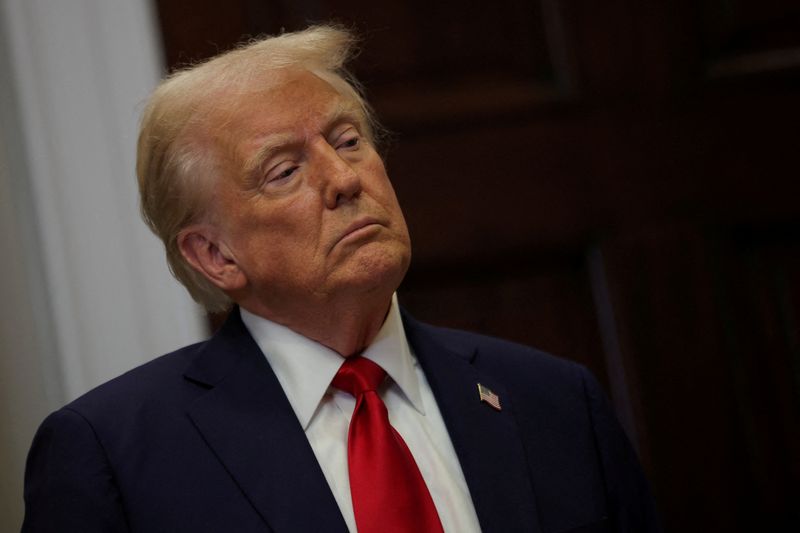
[703, 0, 800, 56]
[713, 227, 800, 529]
[389, 90, 800, 264]
[154, 0, 251, 67]
[153, 2, 800, 531]
[155, 0, 563, 122]
[600, 224, 800, 531]
[599, 225, 747, 532]
[702, 0, 800, 79]
[400, 252, 608, 388]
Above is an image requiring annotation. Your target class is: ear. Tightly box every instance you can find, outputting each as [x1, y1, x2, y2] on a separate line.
[177, 225, 247, 292]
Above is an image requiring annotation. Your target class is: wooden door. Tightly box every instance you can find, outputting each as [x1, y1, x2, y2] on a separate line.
[153, 1, 800, 530]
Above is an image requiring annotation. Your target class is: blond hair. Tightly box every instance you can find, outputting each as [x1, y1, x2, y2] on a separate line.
[137, 25, 379, 312]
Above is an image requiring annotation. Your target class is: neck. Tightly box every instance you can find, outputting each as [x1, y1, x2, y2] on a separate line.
[239, 291, 393, 357]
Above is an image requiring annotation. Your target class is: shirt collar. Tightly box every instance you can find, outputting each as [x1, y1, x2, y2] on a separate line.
[240, 294, 425, 431]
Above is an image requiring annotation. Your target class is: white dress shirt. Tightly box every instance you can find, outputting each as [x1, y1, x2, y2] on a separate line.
[240, 294, 482, 532]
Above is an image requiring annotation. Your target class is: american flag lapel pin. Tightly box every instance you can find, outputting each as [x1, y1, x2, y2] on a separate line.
[477, 383, 502, 411]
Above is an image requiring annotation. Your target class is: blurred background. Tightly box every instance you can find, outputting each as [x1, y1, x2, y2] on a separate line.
[1, 0, 799, 531]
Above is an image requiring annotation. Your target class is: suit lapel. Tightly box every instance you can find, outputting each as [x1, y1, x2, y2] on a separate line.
[184, 310, 348, 533]
[404, 314, 542, 533]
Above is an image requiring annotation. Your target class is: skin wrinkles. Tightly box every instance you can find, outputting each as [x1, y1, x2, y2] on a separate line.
[242, 100, 367, 186]
[178, 68, 411, 356]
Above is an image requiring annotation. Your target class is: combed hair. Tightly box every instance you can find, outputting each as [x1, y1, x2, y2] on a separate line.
[137, 25, 381, 312]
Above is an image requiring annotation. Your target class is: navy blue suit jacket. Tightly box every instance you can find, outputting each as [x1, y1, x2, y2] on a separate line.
[23, 309, 660, 532]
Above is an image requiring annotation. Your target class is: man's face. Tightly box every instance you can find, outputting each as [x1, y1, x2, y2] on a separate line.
[201, 69, 411, 317]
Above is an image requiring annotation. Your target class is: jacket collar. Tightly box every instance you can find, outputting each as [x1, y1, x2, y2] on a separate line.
[402, 311, 542, 533]
[183, 307, 541, 533]
[184, 308, 349, 533]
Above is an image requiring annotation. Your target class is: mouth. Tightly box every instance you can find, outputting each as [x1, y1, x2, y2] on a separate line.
[335, 216, 382, 247]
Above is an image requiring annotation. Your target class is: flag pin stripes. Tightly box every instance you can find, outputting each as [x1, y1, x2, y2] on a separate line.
[477, 383, 501, 411]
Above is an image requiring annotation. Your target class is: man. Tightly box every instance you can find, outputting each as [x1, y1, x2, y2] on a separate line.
[23, 26, 660, 532]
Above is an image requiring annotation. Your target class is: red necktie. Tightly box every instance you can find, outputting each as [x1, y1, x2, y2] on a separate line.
[332, 356, 445, 533]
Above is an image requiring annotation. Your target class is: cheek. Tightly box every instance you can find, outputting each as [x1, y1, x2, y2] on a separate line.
[362, 160, 400, 204]
[241, 196, 324, 256]
[379, 181, 406, 225]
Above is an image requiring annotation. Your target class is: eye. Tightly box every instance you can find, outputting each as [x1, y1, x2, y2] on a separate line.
[334, 127, 361, 151]
[276, 167, 297, 179]
[338, 137, 360, 149]
[265, 164, 299, 186]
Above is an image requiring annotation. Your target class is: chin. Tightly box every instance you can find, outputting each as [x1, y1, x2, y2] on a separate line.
[337, 242, 410, 295]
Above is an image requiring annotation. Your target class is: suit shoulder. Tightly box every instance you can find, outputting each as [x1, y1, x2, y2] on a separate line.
[64, 340, 208, 421]
[413, 316, 580, 371]
[410, 319, 584, 378]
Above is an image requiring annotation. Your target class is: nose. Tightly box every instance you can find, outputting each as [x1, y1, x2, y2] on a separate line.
[315, 143, 362, 209]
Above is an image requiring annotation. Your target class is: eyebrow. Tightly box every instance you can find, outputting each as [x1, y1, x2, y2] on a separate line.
[241, 100, 366, 179]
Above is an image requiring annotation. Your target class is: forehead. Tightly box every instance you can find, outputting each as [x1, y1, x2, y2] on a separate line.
[210, 69, 362, 156]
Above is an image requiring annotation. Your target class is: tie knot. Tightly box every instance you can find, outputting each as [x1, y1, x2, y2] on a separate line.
[332, 356, 386, 397]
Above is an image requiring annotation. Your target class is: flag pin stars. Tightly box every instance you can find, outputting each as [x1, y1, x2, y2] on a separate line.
[477, 383, 502, 411]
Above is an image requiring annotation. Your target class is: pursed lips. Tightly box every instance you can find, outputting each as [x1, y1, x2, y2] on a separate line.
[332, 216, 382, 249]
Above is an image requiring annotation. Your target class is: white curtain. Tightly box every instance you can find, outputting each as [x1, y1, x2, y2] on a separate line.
[0, 1, 207, 529]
